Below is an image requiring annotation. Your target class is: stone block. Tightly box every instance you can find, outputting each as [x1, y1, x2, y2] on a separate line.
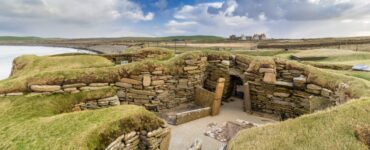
[129, 89, 156, 96]
[151, 80, 165, 86]
[89, 83, 109, 87]
[184, 66, 198, 71]
[115, 82, 133, 88]
[80, 86, 110, 91]
[63, 83, 87, 88]
[321, 88, 333, 97]
[274, 81, 294, 87]
[263, 72, 276, 83]
[152, 71, 163, 75]
[293, 76, 307, 87]
[120, 78, 141, 85]
[117, 90, 126, 98]
[6, 92, 24, 96]
[0, 94, 5, 97]
[30, 85, 61, 92]
[221, 60, 230, 66]
[63, 87, 78, 93]
[142, 74, 151, 86]
[273, 92, 290, 98]
[307, 84, 322, 90]
[259, 68, 274, 73]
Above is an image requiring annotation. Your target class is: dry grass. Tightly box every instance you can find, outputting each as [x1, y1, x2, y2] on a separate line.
[0, 89, 164, 150]
[228, 97, 370, 150]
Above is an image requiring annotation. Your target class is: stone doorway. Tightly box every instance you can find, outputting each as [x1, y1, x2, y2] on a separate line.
[229, 75, 244, 99]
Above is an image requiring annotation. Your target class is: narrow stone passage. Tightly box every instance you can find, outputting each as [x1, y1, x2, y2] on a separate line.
[169, 98, 276, 150]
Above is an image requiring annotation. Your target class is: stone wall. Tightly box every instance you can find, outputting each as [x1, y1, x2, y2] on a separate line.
[106, 126, 171, 150]
[173, 107, 211, 125]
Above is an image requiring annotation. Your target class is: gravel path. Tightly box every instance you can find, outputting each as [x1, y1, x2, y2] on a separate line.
[169, 98, 276, 150]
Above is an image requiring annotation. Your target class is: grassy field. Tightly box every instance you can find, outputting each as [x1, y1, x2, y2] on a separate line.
[228, 97, 370, 150]
[0, 88, 164, 150]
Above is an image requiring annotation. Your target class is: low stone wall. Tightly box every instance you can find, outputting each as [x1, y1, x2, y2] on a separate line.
[72, 96, 120, 111]
[173, 107, 211, 125]
[106, 126, 171, 150]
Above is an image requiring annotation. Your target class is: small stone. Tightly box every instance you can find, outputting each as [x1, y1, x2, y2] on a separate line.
[321, 88, 332, 97]
[120, 78, 141, 85]
[117, 90, 126, 98]
[0, 94, 5, 97]
[6, 92, 24, 96]
[293, 76, 307, 87]
[63, 87, 78, 92]
[115, 82, 133, 88]
[152, 71, 163, 75]
[89, 83, 109, 87]
[80, 86, 110, 91]
[143, 74, 151, 86]
[274, 81, 294, 87]
[263, 72, 276, 83]
[30, 85, 61, 92]
[307, 84, 322, 90]
[200, 57, 208, 61]
[124, 131, 137, 141]
[151, 80, 165, 86]
[184, 66, 198, 71]
[62, 83, 87, 88]
[273, 92, 290, 98]
[221, 60, 230, 66]
[259, 68, 274, 73]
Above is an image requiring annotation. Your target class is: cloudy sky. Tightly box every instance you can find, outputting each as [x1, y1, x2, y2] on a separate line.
[0, 0, 370, 38]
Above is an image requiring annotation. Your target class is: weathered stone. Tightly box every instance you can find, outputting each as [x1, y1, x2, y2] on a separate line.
[89, 83, 109, 87]
[6, 92, 24, 96]
[62, 83, 86, 88]
[80, 86, 110, 91]
[273, 92, 290, 98]
[221, 60, 230, 66]
[63, 87, 78, 92]
[321, 88, 332, 97]
[115, 82, 133, 88]
[30, 85, 61, 92]
[185, 59, 197, 65]
[307, 84, 322, 90]
[274, 81, 294, 87]
[124, 131, 137, 141]
[152, 71, 163, 75]
[117, 90, 126, 98]
[259, 68, 274, 73]
[142, 74, 151, 86]
[151, 80, 165, 86]
[120, 78, 141, 85]
[106, 134, 125, 150]
[184, 66, 198, 71]
[0, 94, 5, 97]
[200, 57, 208, 61]
[129, 89, 156, 96]
[263, 72, 276, 83]
[293, 76, 307, 87]
[147, 128, 163, 137]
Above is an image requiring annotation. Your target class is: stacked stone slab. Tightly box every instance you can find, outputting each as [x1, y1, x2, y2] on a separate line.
[106, 126, 171, 150]
[73, 96, 120, 111]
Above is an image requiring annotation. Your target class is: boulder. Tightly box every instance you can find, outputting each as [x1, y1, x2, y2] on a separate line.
[30, 85, 61, 92]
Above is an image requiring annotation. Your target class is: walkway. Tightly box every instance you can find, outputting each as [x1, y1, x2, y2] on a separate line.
[169, 98, 276, 150]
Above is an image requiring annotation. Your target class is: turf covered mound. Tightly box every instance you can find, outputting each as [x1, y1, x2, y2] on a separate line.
[0, 88, 164, 150]
[228, 97, 370, 150]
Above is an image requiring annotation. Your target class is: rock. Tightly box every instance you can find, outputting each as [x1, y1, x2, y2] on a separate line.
[62, 83, 86, 88]
[263, 72, 276, 83]
[129, 89, 156, 96]
[89, 83, 109, 87]
[293, 76, 307, 87]
[124, 131, 137, 141]
[106, 134, 125, 150]
[273, 92, 290, 98]
[321, 88, 332, 97]
[115, 82, 133, 88]
[147, 128, 163, 137]
[152, 71, 163, 75]
[200, 57, 208, 61]
[6, 92, 24, 96]
[0, 94, 5, 97]
[184, 66, 198, 71]
[63, 87, 78, 93]
[259, 68, 274, 73]
[221, 60, 230, 66]
[30, 85, 61, 92]
[185, 59, 197, 65]
[151, 80, 165, 86]
[117, 90, 126, 98]
[143, 74, 151, 86]
[120, 78, 141, 85]
[274, 81, 294, 87]
[307, 84, 322, 90]
[189, 138, 202, 150]
[80, 86, 110, 91]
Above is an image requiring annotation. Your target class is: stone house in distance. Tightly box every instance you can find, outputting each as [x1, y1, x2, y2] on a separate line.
[229, 33, 266, 41]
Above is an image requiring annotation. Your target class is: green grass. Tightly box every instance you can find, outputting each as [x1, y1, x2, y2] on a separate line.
[0, 88, 164, 150]
[228, 97, 370, 150]
[0, 36, 43, 41]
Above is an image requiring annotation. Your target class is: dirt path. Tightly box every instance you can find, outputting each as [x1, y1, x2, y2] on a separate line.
[169, 98, 276, 150]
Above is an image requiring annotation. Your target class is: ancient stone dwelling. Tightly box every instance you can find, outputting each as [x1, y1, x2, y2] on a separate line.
[0, 49, 353, 149]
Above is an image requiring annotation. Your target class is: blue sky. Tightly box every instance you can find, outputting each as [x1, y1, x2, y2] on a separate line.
[0, 0, 370, 38]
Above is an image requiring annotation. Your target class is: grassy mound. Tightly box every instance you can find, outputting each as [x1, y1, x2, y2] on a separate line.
[228, 97, 370, 150]
[0, 88, 164, 150]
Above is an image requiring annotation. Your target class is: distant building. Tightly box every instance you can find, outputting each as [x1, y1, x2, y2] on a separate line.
[229, 33, 266, 41]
